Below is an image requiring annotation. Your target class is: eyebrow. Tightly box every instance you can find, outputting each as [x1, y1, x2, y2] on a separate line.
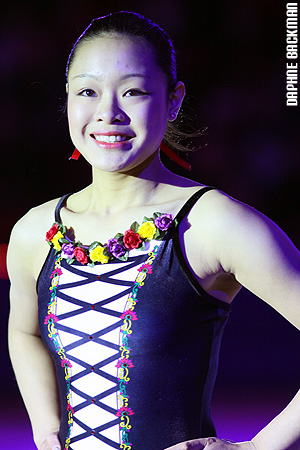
[72, 73, 151, 81]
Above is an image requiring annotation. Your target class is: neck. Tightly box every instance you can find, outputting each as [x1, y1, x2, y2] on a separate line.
[83, 154, 173, 214]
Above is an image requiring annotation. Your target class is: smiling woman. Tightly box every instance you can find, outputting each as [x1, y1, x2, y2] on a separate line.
[66, 34, 184, 173]
[7, 10, 300, 450]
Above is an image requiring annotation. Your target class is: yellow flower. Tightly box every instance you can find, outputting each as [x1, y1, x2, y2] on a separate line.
[51, 231, 64, 251]
[137, 221, 157, 240]
[90, 245, 109, 264]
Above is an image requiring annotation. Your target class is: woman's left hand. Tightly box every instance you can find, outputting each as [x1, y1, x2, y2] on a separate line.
[164, 437, 256, 450]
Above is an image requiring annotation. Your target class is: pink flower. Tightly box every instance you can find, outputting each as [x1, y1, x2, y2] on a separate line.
[74, 247, 88, 265]
[44, 313, 59, 325]
[138, 263, 153, 273]
[46, 224, 59, 241]
[123, 229, 142, 250]
[116, 358, 134, 369]
[120, 310, 138, 321]
[50, 268, 63, 279]
[61, 358, 72, 368]
[116, 406, 134, 417]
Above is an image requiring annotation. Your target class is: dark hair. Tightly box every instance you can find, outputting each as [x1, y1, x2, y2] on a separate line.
[66, 11, 177, 93]
[66, 11, 202, 152]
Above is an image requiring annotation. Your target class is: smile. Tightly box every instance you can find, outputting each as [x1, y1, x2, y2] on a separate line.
[93, 135, 130, 143]
[95, 135, 130, 143]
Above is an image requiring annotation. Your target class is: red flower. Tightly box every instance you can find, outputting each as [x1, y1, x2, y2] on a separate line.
[50, 268, 63, 279]
[67, 404, 74, 414]
[74, 247, 88, 265]
[46, 224, 59, 241]
[120, 310, 138, 321]
[116, 358, 134, 368]
[116, 406, 134, 417]
[123, 229, 142, 250]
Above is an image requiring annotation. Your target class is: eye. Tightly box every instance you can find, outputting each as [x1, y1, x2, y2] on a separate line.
[124, 89, 148, 97]
[78, 89, 97, 97]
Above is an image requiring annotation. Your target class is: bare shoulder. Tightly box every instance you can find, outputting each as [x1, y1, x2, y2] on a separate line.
[7, 197, 60, 282]
[189, 188, 300, 276]
[186, 187, 290, 268]
[9, 197, 60, 247]
[188, 188, 270, 231]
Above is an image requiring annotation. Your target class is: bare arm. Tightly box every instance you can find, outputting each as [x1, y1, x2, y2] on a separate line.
[251, 389, 300, 450]
[7, 209, 61, 449]
[225, 199, 300, 449]
[213, 192, 300, 449]
[218, 194, 300, 329]
[165, 392, 300, 450]
[168, 190, 300, 450]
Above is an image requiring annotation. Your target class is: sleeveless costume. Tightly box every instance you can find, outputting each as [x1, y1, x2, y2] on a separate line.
[37, 187, 231, 450]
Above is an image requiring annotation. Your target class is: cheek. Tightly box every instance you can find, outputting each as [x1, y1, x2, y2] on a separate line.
[67, 99, 87, 134]
[143, 103, 168, 134]
[140, 98, 168, 124]
[67, 99, 77, 127]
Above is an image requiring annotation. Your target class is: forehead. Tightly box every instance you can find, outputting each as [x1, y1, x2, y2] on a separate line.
[69, 35, 162, 79]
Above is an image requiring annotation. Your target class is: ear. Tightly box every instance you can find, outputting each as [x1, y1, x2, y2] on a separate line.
[168, 81, 186, 121]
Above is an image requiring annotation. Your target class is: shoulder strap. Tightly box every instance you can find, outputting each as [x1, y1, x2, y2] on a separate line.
[174, 186, 215, 225]
[54, 193, 72, 223]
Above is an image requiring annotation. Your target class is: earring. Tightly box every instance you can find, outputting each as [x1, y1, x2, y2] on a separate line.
[69, 148, 81, 160]
[160, 142, 191, 171]
[169, 112, 177, 121]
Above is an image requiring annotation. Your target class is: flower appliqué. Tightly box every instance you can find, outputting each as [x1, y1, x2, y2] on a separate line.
[46, 212, 174, 266]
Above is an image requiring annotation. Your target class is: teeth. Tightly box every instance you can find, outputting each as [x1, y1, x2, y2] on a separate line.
[94, 135, 128, 143]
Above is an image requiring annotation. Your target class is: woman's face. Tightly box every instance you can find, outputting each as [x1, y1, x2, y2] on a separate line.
[67, 34, 183, 173]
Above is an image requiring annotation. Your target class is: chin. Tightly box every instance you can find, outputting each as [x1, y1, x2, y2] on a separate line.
[91, 159, 135, 173]
[87, 148, 158, 174]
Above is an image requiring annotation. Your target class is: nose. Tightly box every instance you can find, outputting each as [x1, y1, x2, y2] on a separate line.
[94, 93, 125, 124]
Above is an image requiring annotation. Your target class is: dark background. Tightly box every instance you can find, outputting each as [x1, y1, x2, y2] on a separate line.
[0, 0, 299, 447]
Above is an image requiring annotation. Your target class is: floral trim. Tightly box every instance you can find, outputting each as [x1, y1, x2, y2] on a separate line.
[45, 255, 73, 449]
[46, 213, 173, 266]
[115, 245, 159, 450]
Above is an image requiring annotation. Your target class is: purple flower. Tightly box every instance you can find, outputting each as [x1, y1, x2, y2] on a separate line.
[107, 238, 126, 258]
[61, 243, 75, 259]
[107, 238, 118, 252]
[112, 244, 126, 258]
[154, 214, 174, 231]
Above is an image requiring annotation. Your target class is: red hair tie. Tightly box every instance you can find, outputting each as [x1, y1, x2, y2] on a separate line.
[69, 148, 81, 160]
[160, 142, 191, 171]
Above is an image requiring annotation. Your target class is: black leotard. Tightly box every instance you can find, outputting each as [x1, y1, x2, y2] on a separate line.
[37, 187, 231, 450]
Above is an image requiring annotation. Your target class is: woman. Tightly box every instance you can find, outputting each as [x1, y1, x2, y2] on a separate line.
[7, 11, 300, 450]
